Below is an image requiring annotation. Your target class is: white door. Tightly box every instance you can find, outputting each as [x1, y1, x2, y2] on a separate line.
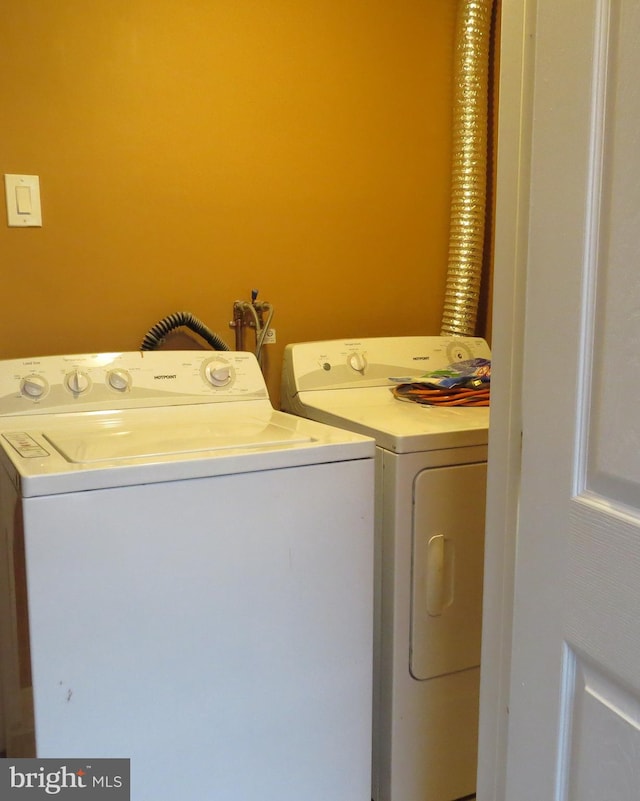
[482, 0, 640, 798]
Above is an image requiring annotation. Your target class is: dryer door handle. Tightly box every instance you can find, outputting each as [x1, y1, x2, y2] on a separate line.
[426, 534, 455, 616]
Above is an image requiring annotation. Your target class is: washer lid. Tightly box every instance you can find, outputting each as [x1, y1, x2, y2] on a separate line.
[43, 416, 312, 464]
[0, 404, 374, 497]
[292, 387, 489, 453]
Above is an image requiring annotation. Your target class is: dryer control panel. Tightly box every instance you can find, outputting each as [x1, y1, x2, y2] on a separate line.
[282, 336, 491, 396]
[0, 351, 269, 416]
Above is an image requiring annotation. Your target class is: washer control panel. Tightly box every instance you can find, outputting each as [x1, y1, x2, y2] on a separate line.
[0, 351, 268, 416]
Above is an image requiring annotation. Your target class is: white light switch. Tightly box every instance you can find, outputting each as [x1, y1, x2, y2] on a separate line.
[4, 174, 42, 227]
[15, 185, 32, 214]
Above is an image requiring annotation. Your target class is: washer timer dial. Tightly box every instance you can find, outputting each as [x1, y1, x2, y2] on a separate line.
[203, 358, 235, 388]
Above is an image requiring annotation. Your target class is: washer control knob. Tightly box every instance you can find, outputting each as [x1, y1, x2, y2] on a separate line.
[107, 369, 131, 392]
[20, 375, 48, 399]
[347, 352, 367, 373]
[204, 360, 233, 387]
[65, 369, 91, 395]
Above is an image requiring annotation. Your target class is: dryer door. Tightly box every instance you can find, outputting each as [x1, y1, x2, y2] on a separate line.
[410, 461, 486, 680]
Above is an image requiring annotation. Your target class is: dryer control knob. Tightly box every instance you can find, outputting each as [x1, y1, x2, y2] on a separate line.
[20, 375, 48, 399]
[65, 369, 91, 395]
[347, 352, 367, 373]
[107, 369, 131, 392]
[204, 361, 232, 387]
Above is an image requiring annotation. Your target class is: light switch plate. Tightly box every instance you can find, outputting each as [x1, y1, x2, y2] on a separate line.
[4, 174, 42, 227]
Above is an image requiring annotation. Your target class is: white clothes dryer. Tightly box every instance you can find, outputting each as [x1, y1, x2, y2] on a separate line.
[0, 350, 375, 801]
[281, 336, 490, 801]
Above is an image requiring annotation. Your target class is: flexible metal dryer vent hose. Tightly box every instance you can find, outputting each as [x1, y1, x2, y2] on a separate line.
[140, 311, 230, 351]
[441, 0, 495, 337]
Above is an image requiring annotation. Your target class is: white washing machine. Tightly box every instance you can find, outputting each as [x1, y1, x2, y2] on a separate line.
[281, 336, 490, 801]
[0, 350, 375, 801]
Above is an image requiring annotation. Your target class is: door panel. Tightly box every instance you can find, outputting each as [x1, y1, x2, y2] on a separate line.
[501, 0, 640, 797]
[586, 0, 640, 508]
[566, 656, 640, 800]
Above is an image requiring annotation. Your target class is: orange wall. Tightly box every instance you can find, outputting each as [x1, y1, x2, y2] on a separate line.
[0, 0, 459, 403]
